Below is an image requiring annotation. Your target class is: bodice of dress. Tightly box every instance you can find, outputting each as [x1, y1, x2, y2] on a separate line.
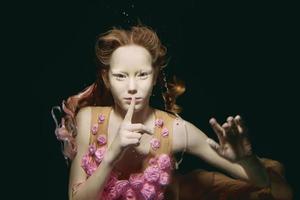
[81, 106, 177, 200]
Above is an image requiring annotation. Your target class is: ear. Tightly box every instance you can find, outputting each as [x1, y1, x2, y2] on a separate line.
[101, 69, 110, 89]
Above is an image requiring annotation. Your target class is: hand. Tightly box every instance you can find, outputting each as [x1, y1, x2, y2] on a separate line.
[207, 115, 253, 162]
[106, 98, 154, 165]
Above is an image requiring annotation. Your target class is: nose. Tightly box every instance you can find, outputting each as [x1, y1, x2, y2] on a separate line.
[127, 77, 137, 94]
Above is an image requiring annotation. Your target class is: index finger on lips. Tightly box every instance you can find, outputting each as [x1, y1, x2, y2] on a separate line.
[124, 97, 136, 123]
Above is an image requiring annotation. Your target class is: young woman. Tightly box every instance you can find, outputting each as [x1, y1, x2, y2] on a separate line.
[52, 25, 292, 200]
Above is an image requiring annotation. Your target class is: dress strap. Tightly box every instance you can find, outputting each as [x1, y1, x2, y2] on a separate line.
[142, 109, 176, 170]
[151, 109, 176, 155]
[173, 113, 188, 169]
[89, 106, 112, 147]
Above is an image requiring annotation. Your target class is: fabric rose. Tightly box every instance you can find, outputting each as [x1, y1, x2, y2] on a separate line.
[104, 172, 118, 191]
[98, 113, 105, 123]
[104, 186, 118, 200]
[129, 173, 144, 190]
[94, 146, 106, 163]
[115, 180, 130, 197]
[148, 157, 158, 166]
[141, 183, 156, 200]
[81, 153, 91, 169]
[157, 154, 171, 170]
[88, 144, 96, 155]
[150, 138, 160, 151]
[81, 154, 97, 176]
[161, 127, 169, 137]
[144, 166, 161, 183]
[156, 191, 164, 200]
[155, 119, 164, 128]
[158, 171, 170, 186]
[85, 163, 97, 176]
[91, 123, 98, 135]
[97, 135, 107, 145]
[124, 188, 137, 200]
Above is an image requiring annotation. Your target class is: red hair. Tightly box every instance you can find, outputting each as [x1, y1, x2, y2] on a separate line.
[52, 25, 185, 161]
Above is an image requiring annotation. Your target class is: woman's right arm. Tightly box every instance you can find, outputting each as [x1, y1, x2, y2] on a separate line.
[68, 107, 115, 200]
[68, 99, 153, 199]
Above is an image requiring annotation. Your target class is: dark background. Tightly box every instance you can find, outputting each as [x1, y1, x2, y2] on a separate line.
[5, 0, 298, 199]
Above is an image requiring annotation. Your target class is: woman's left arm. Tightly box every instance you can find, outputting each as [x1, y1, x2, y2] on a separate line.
[174, 115, 270, 188]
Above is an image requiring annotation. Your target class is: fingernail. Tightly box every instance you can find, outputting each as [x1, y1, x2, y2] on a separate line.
[209, 118, 215, 124]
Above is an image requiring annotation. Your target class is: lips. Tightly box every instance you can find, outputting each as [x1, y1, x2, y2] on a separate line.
[124, 97, 142, 100]
[124, 97, 143, 102]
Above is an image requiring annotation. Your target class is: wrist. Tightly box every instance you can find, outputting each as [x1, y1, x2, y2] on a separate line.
[237, 155, 271, 187]
[236, 154, 257, 165]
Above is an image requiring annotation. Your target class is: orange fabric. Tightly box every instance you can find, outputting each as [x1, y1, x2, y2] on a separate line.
[165, 158, 293, 200]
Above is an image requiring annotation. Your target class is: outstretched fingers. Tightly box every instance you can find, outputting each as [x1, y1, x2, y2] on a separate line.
[234, 115, 246, 134]
[209, 118, 226, 145]
[225, 116, 238, 136]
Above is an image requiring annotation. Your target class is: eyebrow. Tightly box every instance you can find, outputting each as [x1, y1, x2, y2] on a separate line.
[111, 69, 153, 75]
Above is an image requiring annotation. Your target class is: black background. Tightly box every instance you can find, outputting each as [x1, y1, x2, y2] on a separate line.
[4, 0, 298, 199]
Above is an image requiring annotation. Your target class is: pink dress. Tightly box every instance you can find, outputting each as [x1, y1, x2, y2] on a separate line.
[80, 106, 177, 200]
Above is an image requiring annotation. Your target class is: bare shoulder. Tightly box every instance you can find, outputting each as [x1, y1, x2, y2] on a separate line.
[75, 106, 92, 148]
[76, 106, 110, 137]
[152, 109, 208, 153]
[172, 117, 208, 153]
[76, 106, 92, 122]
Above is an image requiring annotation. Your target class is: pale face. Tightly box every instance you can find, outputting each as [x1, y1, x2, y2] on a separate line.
[106, 44, 157, 112]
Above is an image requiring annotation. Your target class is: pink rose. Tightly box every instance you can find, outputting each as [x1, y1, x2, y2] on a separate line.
[81, 153, 90, 168]
[150, 138, 160, 151]
[88, 144, 96, 155]
[125, 188, 137, 200]
[144, 166, 161, 183]
[98, 113, 105, 123]
[105, 173, 118, 191]
[155, 119, 164, 128]
[81, 153, 97, 176]
[148, 157, 158, 166]
[115, 180, 129, 196]
[129, 173, 144, 190]
[161, 127, 169, 137]
[85, 162, 97, 176]
[105, 187, 118, 199]
[91, 123, 98, 135]
[94, 146, 106, 163]
[157, 154, 171, 170]
[159, 172, 170, 186]
[97, 135, 107, 145]
[141, 183, 156, 200]
[156, 191, 164, 200]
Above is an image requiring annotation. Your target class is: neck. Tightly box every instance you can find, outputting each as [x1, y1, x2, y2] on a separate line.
[113, 104, 154, 124]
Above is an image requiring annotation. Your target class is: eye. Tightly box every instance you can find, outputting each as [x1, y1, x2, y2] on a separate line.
[138, 72, 149, 79]
[113, 74, 126, 81]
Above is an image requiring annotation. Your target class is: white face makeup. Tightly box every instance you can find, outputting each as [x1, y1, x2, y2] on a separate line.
[107, 44, 156, 112]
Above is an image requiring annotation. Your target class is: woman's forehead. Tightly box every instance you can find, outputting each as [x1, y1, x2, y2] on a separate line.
[110, 45, 152, 70]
